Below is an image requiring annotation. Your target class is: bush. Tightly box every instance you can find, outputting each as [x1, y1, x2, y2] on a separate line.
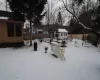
[98, 37, 100, 44]
[87, 33, 98, 46]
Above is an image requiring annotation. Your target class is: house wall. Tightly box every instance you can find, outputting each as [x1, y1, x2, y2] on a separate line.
[0, 22, 23, 43]
[0, 23, 3, 43]
[54, 32, 68, 40]
[58, 32, 68, 40]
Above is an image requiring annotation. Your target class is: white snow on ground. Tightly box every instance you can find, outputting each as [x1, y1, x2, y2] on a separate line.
[0, 39, 100, 80]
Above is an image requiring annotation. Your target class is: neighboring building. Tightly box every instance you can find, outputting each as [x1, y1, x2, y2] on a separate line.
[0, 19, 24, 47]
[32, 29, 43, 39]
[43, 31, 48, 35]
[54, 28, 68, 40]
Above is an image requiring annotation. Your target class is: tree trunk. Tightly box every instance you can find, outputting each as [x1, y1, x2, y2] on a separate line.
[57, 34, 58, 42]
[30, 18, 32, 46]
[95, 33, 100, 46]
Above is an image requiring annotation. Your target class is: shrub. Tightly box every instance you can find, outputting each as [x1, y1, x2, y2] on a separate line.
[87, 33, 98, 46]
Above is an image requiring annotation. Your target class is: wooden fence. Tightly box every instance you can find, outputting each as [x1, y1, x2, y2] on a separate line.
[68, 34, 88, 39]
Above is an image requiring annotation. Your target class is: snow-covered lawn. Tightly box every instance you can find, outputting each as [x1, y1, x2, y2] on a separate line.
[0, 39, 100, 80]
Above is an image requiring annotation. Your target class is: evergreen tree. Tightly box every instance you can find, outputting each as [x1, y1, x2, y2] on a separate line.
[7, 0, 47, 46]
[57, 11, 62, 26]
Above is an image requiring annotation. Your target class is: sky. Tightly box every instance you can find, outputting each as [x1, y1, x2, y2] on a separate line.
[42, 0, 72, 25]
[0, 0, 7, 10]
[0, 0, 4, 2]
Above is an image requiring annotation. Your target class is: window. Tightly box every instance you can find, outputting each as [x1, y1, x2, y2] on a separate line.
[58, 33, 59, 36]
[64, 33, 65, 36]
[65, 33, 66, 36]
[38, 31, 42, 34]
[62, 33, 63, 36]
[7, 23, 22, 37]
[61, 33, 62, 36]
[15, 23, 22, 36]
[7, 23, 14, 37]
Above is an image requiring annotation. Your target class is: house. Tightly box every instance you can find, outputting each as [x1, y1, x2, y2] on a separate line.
[54, 28, 68, 40]
[0, 19, 24, 47]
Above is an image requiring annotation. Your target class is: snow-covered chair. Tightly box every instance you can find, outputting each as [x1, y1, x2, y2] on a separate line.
[74, 41, 79, 47]
[83, 40, 90, 48]
[69, 38, 73, 42]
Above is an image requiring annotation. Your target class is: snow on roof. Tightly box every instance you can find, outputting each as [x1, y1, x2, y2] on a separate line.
[0, 17, 8, 20]
[58, 28, 68, 33]
[38, 29, 43, 31]
[51, 42, 59, 45]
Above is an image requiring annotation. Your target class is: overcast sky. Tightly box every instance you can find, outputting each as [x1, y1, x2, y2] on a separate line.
[0, 0, 4, 2]
[0, 0, 6, 10]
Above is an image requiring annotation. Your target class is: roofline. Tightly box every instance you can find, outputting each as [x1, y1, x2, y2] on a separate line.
[0, 19, 24, 23]
[58, 31, 68, 33]
[58, 28, 68, 32]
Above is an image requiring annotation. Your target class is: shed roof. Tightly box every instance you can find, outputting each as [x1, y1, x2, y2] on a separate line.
[58, 28, 68, 33]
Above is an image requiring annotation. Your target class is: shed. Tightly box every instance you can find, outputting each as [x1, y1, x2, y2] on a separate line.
[0, 19, 24, 47]
[54, 28, 68, 40]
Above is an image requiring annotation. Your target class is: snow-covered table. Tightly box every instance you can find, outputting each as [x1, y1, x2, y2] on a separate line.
[82, 40, 90, 47]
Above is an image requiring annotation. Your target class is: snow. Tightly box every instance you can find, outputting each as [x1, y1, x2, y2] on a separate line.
[51, 42, 59, 45]
[0, 17, 8, 20]
[0, 39, 100, 80]
[58, 28, 68, 33]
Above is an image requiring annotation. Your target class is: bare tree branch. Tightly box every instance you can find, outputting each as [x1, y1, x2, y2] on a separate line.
[61, 0, 92, 30]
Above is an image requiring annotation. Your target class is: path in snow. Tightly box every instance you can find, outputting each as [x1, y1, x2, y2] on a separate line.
[0, 39, 100, 80]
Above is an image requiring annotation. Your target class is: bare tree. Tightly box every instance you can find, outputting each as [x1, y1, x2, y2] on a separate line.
[61, 0, 91, 29]
[60, 0, 100, 45]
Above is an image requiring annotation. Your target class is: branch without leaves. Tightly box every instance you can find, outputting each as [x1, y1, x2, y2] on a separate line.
[61, 0, 92, 30]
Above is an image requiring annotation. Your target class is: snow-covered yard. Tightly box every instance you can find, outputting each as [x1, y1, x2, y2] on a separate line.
[0, 39, 100, 80]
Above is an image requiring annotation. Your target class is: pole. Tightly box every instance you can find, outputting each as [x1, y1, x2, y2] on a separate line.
[29, 16, 32, 46]
[29, 0, 32, 46]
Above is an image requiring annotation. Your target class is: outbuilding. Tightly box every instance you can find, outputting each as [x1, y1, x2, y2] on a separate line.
[0, 19, 24, 47]
[54, 28, 68, 40]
